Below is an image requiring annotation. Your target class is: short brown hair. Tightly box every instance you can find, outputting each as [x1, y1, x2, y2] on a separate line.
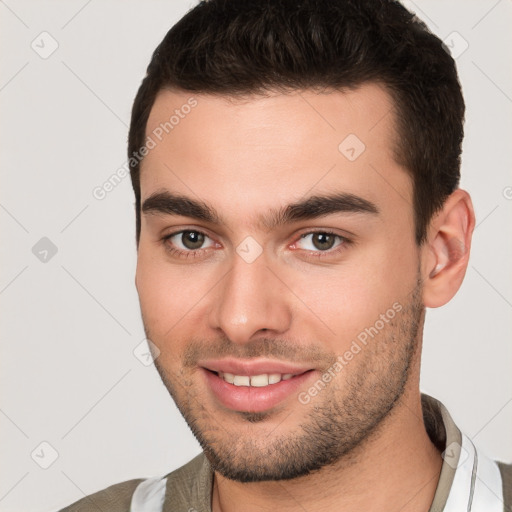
[128, 0, 464, 245]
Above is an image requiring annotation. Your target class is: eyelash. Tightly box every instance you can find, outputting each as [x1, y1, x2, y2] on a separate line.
[161, 229, 351, 261]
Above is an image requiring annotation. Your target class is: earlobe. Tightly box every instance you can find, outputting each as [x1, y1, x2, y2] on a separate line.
[422, 189, 475, 308]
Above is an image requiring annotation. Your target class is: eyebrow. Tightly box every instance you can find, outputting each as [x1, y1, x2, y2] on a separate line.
[141, 190, 379, 229]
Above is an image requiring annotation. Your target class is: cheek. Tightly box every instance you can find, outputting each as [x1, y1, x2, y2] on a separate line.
[286, 242, 417, 348]
[136, 249, 186, 335]
[135, 246, 218, 338]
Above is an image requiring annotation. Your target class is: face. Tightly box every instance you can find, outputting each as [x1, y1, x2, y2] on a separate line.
[135, 84, 424, 481]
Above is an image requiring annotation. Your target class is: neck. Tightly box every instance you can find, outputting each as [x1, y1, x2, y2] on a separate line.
[212, 386, 442, 512]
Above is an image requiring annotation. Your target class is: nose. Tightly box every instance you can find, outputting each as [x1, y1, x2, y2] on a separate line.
[208, 252, 293, 344]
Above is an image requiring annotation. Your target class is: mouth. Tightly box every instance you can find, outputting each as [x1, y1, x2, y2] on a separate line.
[199, 359, 317, 413]
[215, 371, 299, 387]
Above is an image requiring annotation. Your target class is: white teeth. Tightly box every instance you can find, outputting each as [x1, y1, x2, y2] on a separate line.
[250, 374, 269, 387]
[219, 372, 296, 386]
[223, 372, 235, 384]
[268, 373, 282, 384]
[233, 375, 250, 386]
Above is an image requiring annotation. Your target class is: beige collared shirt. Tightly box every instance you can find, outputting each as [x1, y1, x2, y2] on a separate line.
[59, 394, 512, 512]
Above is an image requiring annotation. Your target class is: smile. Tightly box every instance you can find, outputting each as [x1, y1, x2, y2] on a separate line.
[217, 372, 297, 387]
[200, 362, 316, 413]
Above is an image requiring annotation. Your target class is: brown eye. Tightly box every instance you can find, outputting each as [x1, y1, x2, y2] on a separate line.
[311, 233, 336, 251]
[297, 232, 343, 252]
[181, 230, 205, 250]
[166, 230, 214, 253]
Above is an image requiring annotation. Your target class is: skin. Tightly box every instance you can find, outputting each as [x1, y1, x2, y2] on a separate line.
[135, 84, 475, 512]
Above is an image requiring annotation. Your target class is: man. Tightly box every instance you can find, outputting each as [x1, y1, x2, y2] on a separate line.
[60, 0, 511, 510]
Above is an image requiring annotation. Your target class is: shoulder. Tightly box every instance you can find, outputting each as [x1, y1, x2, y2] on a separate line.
[498, 461, 512, 511]
[57, 454, 211, 512]
[57, 478, 144, 512]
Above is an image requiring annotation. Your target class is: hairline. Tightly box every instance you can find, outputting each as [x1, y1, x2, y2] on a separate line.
[139, 80, 404, 174]
[134, 80, 432, 247]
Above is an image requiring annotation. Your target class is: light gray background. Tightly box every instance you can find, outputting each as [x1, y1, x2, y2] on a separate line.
[1, 1, 511, 511]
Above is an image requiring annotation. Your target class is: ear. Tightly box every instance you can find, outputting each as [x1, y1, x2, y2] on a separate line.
[421, 189, 475, 308]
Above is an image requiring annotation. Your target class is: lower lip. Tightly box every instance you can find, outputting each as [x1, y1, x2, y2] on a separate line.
[201, 368, 315, 413]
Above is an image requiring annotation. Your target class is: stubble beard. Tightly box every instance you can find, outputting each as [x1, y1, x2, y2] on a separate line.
[148, 282, 424, 483]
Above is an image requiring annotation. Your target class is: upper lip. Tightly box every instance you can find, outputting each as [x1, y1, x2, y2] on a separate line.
[199, 357, 313, 376]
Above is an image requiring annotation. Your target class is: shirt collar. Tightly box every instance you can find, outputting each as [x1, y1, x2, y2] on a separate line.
[422, 394, 504, 512]
[159, 393, 503, 512]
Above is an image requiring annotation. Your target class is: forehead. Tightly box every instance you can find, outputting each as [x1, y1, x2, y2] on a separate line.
[140, 84, 412, 228]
